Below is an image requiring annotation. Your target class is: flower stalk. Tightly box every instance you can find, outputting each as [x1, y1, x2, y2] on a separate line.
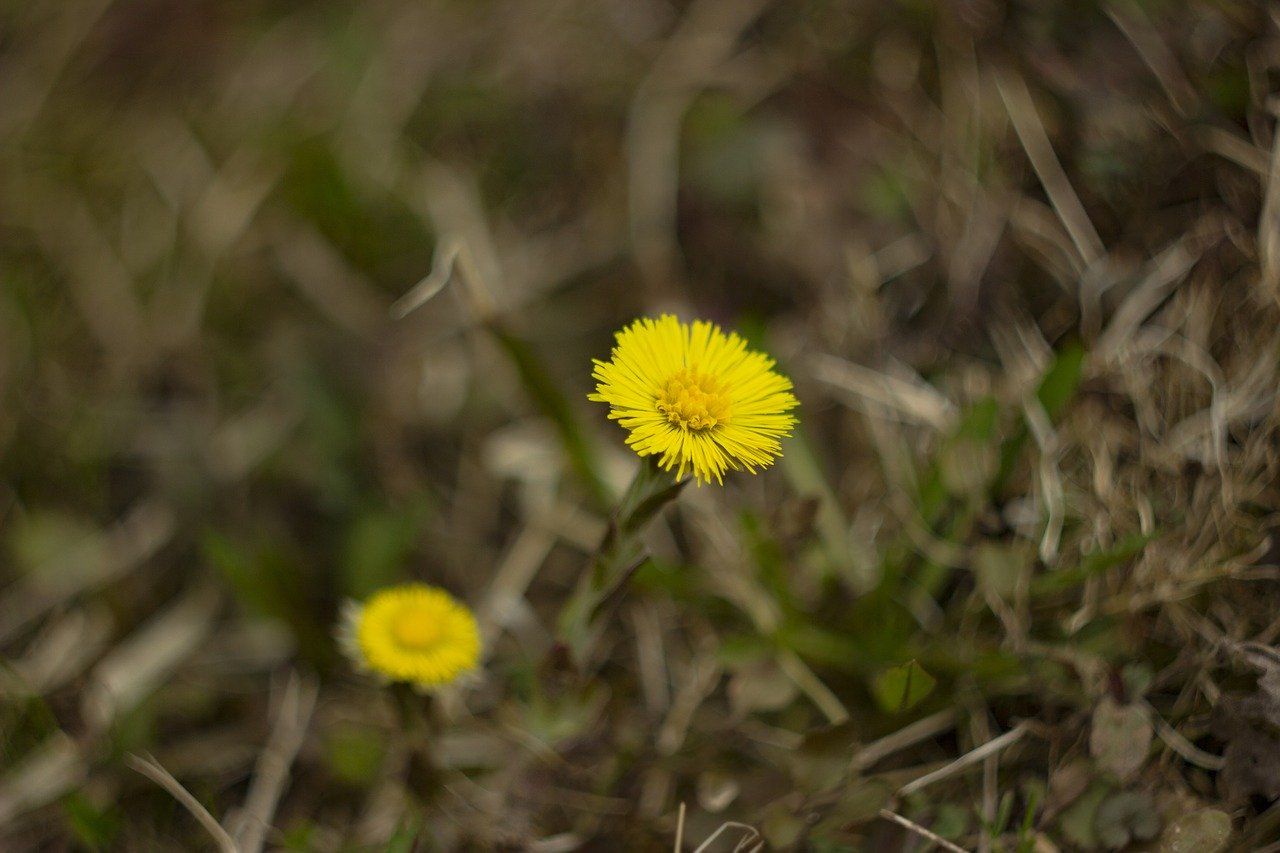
[558, 456, 686, 665]
[386, 683, 447, 808]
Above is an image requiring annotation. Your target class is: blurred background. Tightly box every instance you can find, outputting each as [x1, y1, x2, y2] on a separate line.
[3, 0, 1280, 849]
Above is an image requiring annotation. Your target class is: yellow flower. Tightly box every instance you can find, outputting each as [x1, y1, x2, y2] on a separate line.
[590, 315, 799, 485]
[342, 584, 480, 690]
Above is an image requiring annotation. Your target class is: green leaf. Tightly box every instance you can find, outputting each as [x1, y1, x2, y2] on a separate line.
[280, 822, 320, 852]
[812, 778, 895, 837]
[761, 799, 808, 848]
[1032, 532, 1154, 596]
[995, 343, 1086, 492]
[871, 660, 936, 713]
[938, 397, 1001, 501]
[781, 424, 868, 589]
[61, 792, 120, 850]
[1159, 809, 1232, 853]
[323, 724, 386, 786]
[9, 511, 107, 594]
[778, 623, 864, 672]
[202, 531, 274, 617]
[1036, 342, 1085, 419]
[792, 721, 860, 790]
[1095, 790, 1159, 849]
[201, 531, 331, 665]
[938, 436, 998, 499]
[341, 500, 430, 598]
[933, 803, 971, 840]
[383, 817, 423, 853]
[1060, 781, 1110, 849]
[619, 474, 688, 537]
[1089, 698, 1151, 780]
[487, 320, 611, 509]
[973, 539, 1036, 599]
[728, 658, 798, 716]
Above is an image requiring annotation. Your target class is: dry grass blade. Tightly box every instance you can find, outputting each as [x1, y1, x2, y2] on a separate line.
[995, 67, 1105, 266]
[810, 353, 956, 429]
[656, 647, 722, 756]
[477, 524, 557, 657]
[410, 162, 504, 317]
[1106, 3, 1197, 114]
[1095, 225, 1215, 359]
[393, 238, 462, 318]
[273, 224, 387, 335]
[1199, 126, 1270, 175]
[127, 754, 238, 853]
[852, 709, 957, 773]
[777, 649, 849, 724]
[691, 820, 759, 853]
[898, 723, 1029, 797]
[1143, 701, 1225, 771]
[81, 585, 221, 734]
[0, 501, 174, 644]
[628, 0, 773, 294]
[1, 606, 112, 697]
[0, 735, 86, 828]
[632, 602, 672, 716]
[1022, 397, 1065, 563]
[0, 0, 115, 139]
[878, 809, 970, 853]
[1260, 118, 1280, 302]
[225, 672, 319, 853]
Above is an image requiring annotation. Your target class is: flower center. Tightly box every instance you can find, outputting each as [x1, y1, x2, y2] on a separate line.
[391, 610, 441, 650]
[656, 368, 731, 431]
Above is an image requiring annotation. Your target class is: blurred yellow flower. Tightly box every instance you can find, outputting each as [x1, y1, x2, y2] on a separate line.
[590, 315, 798, 485]
[343, 584, 480, 690]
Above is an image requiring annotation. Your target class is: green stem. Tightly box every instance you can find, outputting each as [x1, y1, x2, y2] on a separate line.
[387, 684, 444, 807]
[485, 319, 612, 510]
[558, 456, 686, 665]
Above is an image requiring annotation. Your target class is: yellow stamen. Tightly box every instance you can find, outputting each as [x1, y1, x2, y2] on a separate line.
[656, 368, 732, 431]
[392, 612, 441, 650]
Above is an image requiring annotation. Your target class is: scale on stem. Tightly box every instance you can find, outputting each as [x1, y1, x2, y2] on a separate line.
[558, 456, 686, 665]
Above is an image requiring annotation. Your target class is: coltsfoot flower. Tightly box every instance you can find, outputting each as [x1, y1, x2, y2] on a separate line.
[590, 315, 799, 485]
[341, 583, 481, 690]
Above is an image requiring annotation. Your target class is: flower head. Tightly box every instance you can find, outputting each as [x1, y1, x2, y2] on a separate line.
[341, 583, 480, 690]
[590, 315, 798, 485]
